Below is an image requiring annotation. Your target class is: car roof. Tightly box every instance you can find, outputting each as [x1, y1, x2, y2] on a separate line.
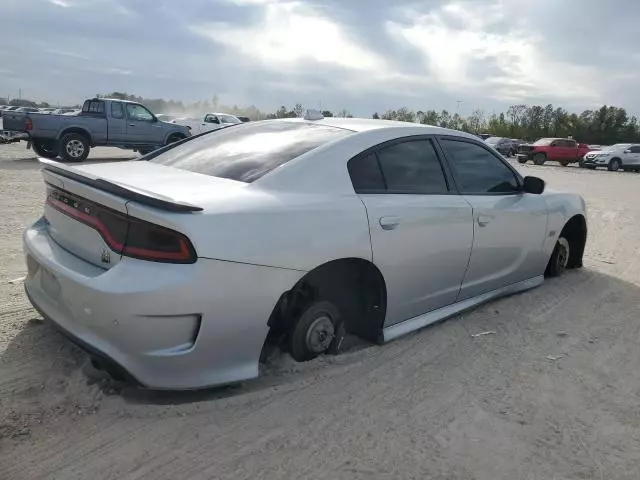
[277, 117, 479, 139]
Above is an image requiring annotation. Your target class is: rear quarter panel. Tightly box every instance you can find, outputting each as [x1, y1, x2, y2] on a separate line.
[125, 193, 372, 272]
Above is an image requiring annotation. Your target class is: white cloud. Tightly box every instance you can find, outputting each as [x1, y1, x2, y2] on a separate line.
[386, 1, 603, 104]
[192, 1, 386, 72]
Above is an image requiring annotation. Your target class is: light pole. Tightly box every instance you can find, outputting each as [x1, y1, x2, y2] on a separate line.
[456, 100, 463, 115]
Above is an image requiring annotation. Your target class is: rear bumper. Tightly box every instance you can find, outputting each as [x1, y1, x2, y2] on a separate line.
[23, 217, 304, 390]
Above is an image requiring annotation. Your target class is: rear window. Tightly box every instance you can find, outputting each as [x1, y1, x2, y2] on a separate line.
[149, 121, 353, 183]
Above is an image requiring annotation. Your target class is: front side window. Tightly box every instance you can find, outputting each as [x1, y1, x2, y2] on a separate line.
[126, 104, 154, 122]
[629, 146, 640, 154]
[440, 139, 520, 194]
[149, 121, 352, 183]
[204, 114, 219, 124]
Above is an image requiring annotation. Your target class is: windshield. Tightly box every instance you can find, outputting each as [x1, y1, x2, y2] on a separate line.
[149, 121, 353, 183]
[533, 138, 554, 146]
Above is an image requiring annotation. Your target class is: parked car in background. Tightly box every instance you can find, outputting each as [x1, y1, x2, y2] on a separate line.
[517, 138, 590, 166]
[237, 116, 251, 123]
[156, 114, 179, 123]
[484, 136, 516, 157]
[2, 98, 190, 162]
[23, 113, 587, 389]
[52, 108, 77, 115]
[39, 108, 57, 114]
[172, 112, 242, 135]
[581, 144, 640, 171]
[477, 133, 493, 140]
[15, 107, 41, 114]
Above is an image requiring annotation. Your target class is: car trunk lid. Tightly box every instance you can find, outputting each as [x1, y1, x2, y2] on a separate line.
[40, 159, 246, 268]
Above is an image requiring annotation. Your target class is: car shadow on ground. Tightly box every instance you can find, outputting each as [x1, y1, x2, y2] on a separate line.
[2, 266, 639, 411]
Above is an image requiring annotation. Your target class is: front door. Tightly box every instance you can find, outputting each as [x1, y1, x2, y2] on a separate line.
[438, 137, 548, 300]
[348, 138, 474, 326]
[125, 103, 165, 145]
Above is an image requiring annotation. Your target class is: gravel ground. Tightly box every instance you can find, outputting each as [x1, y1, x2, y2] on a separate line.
[2, 142, 640, 479]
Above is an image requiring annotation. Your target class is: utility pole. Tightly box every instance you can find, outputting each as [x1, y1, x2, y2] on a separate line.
[18, 88, 22, 100]
[456, 100, 463, 115]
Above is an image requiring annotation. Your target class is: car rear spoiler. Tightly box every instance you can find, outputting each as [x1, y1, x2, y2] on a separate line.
[39, 158, 203, 213]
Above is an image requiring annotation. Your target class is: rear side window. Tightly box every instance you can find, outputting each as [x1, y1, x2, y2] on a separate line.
[111, 102, 124, 119]
[82, 100, 105, 114]
[348, 139, 448, 194]
[149, 122, 352, 183]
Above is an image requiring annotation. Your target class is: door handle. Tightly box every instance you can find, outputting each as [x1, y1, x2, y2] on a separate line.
[379, 216, 400, 230]
[477, 214, 493, 226]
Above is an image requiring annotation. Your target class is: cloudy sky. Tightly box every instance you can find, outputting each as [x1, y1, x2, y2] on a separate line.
[1, 0, 637, 116]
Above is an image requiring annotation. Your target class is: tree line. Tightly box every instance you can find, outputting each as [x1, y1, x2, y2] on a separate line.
[4, 92, 639, 145]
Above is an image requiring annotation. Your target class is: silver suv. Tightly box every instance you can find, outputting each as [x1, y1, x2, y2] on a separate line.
[581, 144, 640, 172]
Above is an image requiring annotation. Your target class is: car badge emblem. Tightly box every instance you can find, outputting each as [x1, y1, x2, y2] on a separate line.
[100, 248, 111, 264]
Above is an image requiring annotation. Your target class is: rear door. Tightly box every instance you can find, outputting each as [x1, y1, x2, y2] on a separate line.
[348, 137, 474, 326]
[125, 103, 164, 145]
[107, 101, 127, 143]
[625, 145, 640, 167]
[438, 137, 548, 299]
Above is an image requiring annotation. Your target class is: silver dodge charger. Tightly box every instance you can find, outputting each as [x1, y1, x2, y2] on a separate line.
[24, 112, 587, 390]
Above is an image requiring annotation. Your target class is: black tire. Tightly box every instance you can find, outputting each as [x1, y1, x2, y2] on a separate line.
[533, 153, 546, 165]
[138, 148, 155, 156]
[166, 134, 184, 146]
[517, 157, 528, 164]
[31, 139, 59, 159]
[545, 236, 570, 277]
[559, 160, 570, 167]
[59, 133, 90, 162]
[608, 158, 621, 172]
[289, 300, 342, 362]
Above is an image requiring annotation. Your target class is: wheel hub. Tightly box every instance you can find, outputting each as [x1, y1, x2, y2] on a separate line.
[66, 140, 85, 158]
[557, 237, 570, 270]
[305, 315, 335, 354]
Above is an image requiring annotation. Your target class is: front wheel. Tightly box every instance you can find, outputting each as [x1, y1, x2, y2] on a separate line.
[533, 153, 546, 165]
[59, 133, 90, 162]
[608, 158, 621, 172]
[517, 156, 528, 164]
[289, 300, 343, 362]
[545, 237, 570, 277]
[559, 160, 570, 167]
[31, 139, 59, 159]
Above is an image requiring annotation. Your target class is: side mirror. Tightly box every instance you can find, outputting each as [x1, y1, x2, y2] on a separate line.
[624, 149, 631, 154]
[523, 176, 545, 195]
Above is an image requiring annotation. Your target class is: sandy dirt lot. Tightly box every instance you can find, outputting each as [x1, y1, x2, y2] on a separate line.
[2, 142, 640, 479]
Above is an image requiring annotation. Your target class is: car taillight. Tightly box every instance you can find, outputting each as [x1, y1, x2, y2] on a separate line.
[25, 118, 33, 131]
[45, 186, 197, 264]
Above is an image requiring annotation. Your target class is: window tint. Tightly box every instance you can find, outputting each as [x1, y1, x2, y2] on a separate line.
[82, 100, 104, 114]
[149, 122, 352, 183]
[630, 146, 640, 153]
[373, 140, 448, 194]
[440, 139, 519, 194]
[126, 104, 154, 122]
[348, 153, 385, 192]
[111, 102, 124, 119]
[204, 114, 219, 124]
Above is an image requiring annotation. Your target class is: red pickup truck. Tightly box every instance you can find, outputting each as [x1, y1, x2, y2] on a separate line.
[516, 138, 590, 166]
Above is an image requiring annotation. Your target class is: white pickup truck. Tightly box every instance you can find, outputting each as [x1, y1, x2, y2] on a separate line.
[172, 112, 242, 135]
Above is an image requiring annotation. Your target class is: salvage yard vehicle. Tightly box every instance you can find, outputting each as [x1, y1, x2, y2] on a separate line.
[580, 143, 640, 171]
[23, 113, 587, 390]
[517, 138, 591, 166]
[2, 98, 190, 162]
[172, 112, 242, 135]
